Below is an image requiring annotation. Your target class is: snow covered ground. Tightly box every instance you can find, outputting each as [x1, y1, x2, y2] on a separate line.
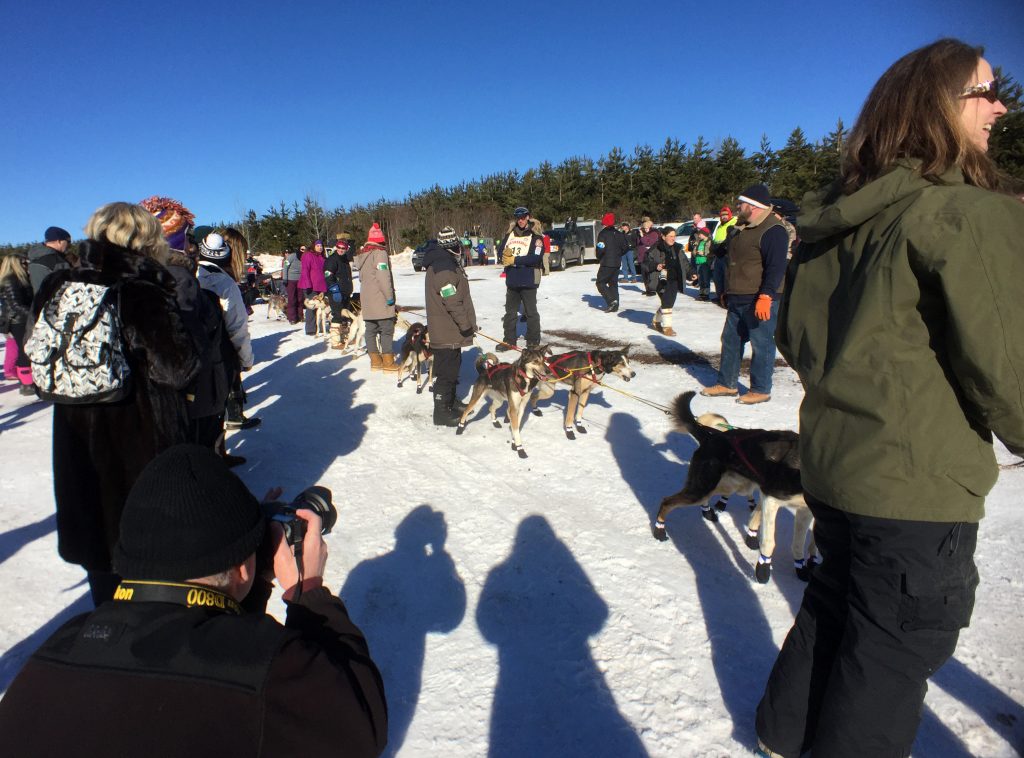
[1, 260, 1022, 757]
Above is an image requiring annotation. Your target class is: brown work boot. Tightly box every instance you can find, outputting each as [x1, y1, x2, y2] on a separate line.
[737, 392, 771, 405]
[381, 353, 400, 373]
[701, 384, 739, 397]
[369, 352, 383, 371]
[661, 326, 677, 336]
[650, 322, 663, 333]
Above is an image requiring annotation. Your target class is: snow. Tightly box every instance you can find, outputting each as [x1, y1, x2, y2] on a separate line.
[2, 261, 1022, 757]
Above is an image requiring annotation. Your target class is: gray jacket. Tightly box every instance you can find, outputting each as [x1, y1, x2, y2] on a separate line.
[353, 244, 396, 320]
[28, 242, 70, 294]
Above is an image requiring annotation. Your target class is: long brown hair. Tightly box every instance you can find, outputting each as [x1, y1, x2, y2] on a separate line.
[220, 227, 248, 281]
[841, 38, 1001, 194]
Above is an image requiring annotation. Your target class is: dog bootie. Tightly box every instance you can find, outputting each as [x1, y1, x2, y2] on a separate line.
[754, 554, 772, 583]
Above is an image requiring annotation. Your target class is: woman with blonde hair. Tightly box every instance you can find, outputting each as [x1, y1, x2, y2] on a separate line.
[755, 39, 1023, 757]
[33, 201, 200, 606]
[0, 251, 34, 393]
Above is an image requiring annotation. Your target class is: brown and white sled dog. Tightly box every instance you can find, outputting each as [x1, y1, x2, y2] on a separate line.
[337, 293, 364, 354]
[456, 346, 552, 459]
[304, 293, 333, 338]
[531, 348, 636, 439]
[266, 293, 287, 320]
[653, 391, 819, 583]
[397, 322, 432, 393]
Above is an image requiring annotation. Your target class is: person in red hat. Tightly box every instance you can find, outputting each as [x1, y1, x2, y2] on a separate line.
[354, 223, 399, 371]
[595, 212, 627, 312]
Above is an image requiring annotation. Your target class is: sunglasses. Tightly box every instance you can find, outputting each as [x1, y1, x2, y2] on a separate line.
[960, 78, 1000, 103]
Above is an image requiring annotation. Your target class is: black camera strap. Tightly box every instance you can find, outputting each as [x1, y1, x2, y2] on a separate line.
[113, 580, 242, 616]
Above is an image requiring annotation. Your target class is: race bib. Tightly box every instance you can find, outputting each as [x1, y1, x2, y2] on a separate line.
[503, 236, 532, 258]
[377, 262, 389, 270]
[439, 283, 457, 298]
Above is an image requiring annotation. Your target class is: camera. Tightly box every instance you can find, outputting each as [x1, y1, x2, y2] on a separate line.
[262, 486, 337, 547]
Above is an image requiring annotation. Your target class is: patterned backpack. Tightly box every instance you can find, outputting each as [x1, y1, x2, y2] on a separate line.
[25, 281, 131, 403]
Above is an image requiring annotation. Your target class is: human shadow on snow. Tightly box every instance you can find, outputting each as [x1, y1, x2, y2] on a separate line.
[341, 505, 466, 758]
[0, 514, 56, 567]
[477, 515, 649, 757]
[607, 410, 776, 746]
[230, 337, 373, 495]
[608, 412, 989, 754]
[0, 400, 49, 435]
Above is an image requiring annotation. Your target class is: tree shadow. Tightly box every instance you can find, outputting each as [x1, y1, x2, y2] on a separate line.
[0, 514, 56, 567]
[0, 587, 91, 693]
[0, 401, 49, 435]
[477, 515, 649, 757]
[607, 411, 777, 747]
[341, 505, 466, 758]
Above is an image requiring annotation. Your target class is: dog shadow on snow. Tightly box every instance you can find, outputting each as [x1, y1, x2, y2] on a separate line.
[477, 515, 650, 758]
[606, 412, 978, 755]
[341, 505, 466, 758]
[230, 338, 373, 495]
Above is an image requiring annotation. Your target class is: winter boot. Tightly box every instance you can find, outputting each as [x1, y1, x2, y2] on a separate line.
[650, 313, 662, 333]
[329, 323, 343, 349]
[660, 309, 677, 337]
[448, 387, 467, 415]
[433, 392, 461, 427]
[381, 353, 400, 373]
[369, 352, 384, 371]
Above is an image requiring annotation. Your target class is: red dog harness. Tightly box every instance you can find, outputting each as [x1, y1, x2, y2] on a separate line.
[487, 363, 531, 396]
[545, 351, 600, 383]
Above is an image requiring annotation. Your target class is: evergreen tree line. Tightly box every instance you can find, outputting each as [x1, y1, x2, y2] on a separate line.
[3, 72, 1020, 256]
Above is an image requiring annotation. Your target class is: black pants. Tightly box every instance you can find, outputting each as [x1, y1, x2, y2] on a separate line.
[502, 287, 540, 345]
[658, 278, 679, 309]
[225, 371, 245, 423]
[432, 347, 461, 399]
[329, 292, 350, 325]
[596, 265, 619, 306]
[756, 499, 979, 758]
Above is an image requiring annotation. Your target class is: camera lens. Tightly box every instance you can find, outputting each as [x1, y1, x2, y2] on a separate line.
[293, 486, 337, 534]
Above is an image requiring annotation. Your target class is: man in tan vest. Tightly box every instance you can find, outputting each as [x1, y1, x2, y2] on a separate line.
[702, 184, 789, 404]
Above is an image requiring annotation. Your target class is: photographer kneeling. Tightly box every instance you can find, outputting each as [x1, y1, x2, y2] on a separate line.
[0, 444, 388, 758]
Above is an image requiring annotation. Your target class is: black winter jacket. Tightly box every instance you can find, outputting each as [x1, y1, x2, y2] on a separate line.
[0, 586, 388, 757]
[324, 250, 354, 296]
[596, 226, 628, 269]
[36, 240, 200, 571]
[0, 269, 32, 331]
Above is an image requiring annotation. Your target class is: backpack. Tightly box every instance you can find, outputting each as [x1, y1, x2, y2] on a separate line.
[25, 280, 131, 403]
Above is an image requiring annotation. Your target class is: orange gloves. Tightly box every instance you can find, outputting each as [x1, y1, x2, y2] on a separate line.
[755, 294, 773, 321]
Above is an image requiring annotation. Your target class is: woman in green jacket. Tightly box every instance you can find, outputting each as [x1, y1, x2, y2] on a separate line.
[755, 39, 1024, 758]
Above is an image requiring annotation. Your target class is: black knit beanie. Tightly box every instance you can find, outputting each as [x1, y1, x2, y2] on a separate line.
[113, 444, 266, 580]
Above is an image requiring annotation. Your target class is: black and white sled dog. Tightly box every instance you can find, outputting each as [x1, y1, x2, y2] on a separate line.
[397, 322, 432, 393]
[456, 346, 552, 459]
[531, 348, 636, 439]
[653, 391, 819, 583]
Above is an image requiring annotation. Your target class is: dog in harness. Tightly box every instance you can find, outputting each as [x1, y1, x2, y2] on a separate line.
[653, 391, 819, 583]
[397, 321, 432, 393]
[456, 346, 551, 459]
[531, 348, 636, 440]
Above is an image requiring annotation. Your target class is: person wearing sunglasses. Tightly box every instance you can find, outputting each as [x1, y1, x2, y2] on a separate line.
[755, 39, 1021, 758]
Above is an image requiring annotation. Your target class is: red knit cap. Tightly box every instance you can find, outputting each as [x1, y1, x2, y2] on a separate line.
[719, 206, 733, 219]
[367, 223, 386, 245]
[602, 212, 615, 227]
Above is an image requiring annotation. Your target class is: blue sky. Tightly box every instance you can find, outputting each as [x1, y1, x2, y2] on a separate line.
[2, 0, 1022, 245]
